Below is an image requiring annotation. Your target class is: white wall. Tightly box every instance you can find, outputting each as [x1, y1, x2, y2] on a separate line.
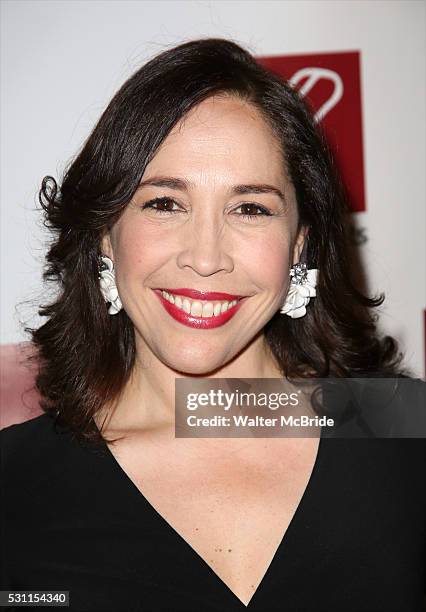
[1, 0, 425, 375]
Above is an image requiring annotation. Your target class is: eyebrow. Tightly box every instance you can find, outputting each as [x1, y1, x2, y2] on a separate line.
[137, 176, 287, 205]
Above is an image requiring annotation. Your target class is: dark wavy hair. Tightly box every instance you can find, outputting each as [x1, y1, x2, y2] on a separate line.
[24, 37, 405, 447]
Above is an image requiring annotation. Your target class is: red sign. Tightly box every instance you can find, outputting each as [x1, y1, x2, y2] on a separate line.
[257, 51, 366, 212]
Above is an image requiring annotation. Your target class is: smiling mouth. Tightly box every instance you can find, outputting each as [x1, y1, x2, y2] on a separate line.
[152, 288, 246, 329]
[158, 289, 243, 318]
[161, 287, 243, 300]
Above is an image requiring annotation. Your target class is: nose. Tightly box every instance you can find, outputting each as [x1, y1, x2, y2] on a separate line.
[176, 211, 234, 277]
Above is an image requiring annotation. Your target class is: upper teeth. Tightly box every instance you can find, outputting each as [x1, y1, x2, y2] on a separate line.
[161, 291, 239, 317]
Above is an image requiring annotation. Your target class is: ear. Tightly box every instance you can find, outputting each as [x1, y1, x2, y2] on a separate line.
[292, 225, 309, 266]
[100, 230, 114, 260]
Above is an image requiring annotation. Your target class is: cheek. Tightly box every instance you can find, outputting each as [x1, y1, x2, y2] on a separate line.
[113, 220, 169, 284]
[241, 229, 291, 289]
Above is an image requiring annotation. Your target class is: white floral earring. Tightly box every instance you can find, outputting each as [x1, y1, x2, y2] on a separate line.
[98, 255, 123, 315]
[280, 262, 318, 319]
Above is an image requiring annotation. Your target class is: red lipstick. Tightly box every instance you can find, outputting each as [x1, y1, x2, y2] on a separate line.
[162, 288, 242, 301]
[152, 289, 245, 329]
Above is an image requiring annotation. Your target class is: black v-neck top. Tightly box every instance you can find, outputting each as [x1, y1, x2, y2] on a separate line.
[1, 412, 425, 612]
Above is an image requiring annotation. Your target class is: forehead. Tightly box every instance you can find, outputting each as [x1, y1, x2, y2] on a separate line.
[144, 95, 287, 185]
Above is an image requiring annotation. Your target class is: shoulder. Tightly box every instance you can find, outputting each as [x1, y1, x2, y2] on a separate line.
[1, 412, 62, 457]
[0, 413, 77, 494]
[363, 374, 425, 436]
[323, 373, 425, 438]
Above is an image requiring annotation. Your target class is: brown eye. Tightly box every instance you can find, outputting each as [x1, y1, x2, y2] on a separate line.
[141, 197, 181, 213]
[235, 203, 271, 218]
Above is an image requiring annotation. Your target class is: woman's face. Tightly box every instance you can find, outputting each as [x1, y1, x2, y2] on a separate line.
[102, 95, 306, 374]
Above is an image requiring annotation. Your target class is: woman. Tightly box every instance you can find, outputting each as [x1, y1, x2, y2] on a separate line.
[1, 38, 424, 611]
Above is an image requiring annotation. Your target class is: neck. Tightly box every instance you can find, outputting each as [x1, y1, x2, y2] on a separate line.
[96, 332, 283, 436]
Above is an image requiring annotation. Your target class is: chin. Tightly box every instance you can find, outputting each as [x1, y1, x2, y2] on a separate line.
[159, 345, 232, 376]
[171, 362, 221, 376]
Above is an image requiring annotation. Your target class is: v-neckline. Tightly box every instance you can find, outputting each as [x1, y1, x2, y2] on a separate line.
[99, 427, 326, 609]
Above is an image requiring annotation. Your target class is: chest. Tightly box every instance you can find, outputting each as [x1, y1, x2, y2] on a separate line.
[107, 436, 321, 606]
